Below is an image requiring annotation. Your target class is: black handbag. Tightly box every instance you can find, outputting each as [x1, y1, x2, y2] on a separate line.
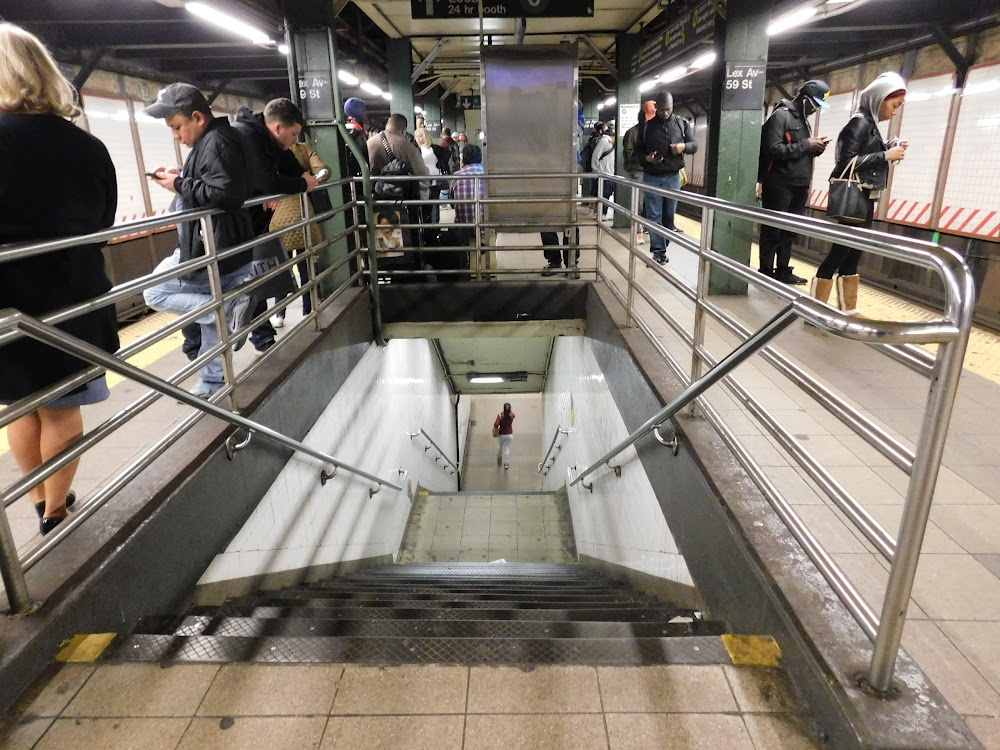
[374, 133, 413, 201]
[827, 156, 870, 224]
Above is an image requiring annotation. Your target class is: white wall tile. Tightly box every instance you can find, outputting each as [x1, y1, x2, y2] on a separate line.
[542, 337, 693, 587]
[198, 339, 457, 585]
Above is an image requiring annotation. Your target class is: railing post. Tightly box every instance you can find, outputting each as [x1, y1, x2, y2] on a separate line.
[474, 175, 484, 280]
[302, 192, 320, 332]
[867, 336, 970, 692]
[689, 206, 714, 417]
[0, 507, 32, 613]
[626, 180, 638, 327]
[199, 214, 242, 412]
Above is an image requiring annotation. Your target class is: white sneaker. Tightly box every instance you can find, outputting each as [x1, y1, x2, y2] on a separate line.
[270, 314, 285, 329]
[636, 232, 646, 245]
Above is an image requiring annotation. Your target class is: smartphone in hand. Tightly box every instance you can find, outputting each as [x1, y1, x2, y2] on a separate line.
[145, 172, 161, 178]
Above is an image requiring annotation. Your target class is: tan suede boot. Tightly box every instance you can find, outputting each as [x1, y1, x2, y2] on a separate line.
[809, 277, 834, 305]
[836, 274, 860, 316]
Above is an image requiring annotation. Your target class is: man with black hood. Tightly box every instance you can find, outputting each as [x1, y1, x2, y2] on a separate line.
[758, 80, 831, 284]
[142, 83, 256, 399]
[233, 98, 318, 352]
[635, 91, 697, 264]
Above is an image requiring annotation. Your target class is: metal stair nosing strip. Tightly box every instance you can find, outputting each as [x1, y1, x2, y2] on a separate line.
[104, 633, 733, 666]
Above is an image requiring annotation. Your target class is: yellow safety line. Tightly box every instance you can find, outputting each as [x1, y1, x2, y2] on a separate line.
[722, 634, 783, 667]
[0, 313, 181, 456]
[56, 633, 116, 662]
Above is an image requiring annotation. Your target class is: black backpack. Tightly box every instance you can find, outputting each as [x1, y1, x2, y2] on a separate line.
[374, 133, 414, 201]
[579, 135, 599, 172]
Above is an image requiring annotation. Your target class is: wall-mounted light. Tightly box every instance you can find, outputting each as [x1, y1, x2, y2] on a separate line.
[186, 2, 272, 45]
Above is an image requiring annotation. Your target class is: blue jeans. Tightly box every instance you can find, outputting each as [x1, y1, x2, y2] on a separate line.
[144, 249, 252, 388]
[643, 171, 682, 253]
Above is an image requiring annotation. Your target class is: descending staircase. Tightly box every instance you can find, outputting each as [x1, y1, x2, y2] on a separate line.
[109, 563, 730, 666]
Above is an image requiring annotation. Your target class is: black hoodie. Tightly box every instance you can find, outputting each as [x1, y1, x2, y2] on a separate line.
[233, 107, 307, 234]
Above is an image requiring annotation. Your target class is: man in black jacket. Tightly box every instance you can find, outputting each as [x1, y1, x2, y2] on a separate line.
[142, 83, 257, 399]
[757, 80, 830, 284]
[233, 98, 318, 352]
[635, 91, 697, 264]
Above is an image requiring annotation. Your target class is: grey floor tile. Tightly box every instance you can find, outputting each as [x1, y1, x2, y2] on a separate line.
[464, 714, 609, 750]
[938, 621, 1000, 693]
[63, 663, 218, 717]
[975, 554, 1000, 581]
[461, 535, 491, 551]
[597, 666, 737, 713]
[490, 505, 517, 522]
[432, 534, 463, 550]
[322, 715, 464, 750]
[462, 520, 492, 538]
[197, 664, 342, 716]
[332, 666, 467, 715]
[965, 717, 1000, 750]
[723, 666, 798, 713]
[464, 508, 492, 522]
[489, 521, 517, 537]
[0, 718, 53, 750]
[742, 714, 824, 749]
[911, 556, 1000, 620]
[429, 550, 461, 562]
[605, 713, 754, 750]
[468, 666, 601, 714]
[790, 505, 869, 554]
[930, 505, 1000, 554]
[460, 549, 492, 562]
[34, 718, 189, 750]
[517, 521, 546, 536]
[179, 717, 326, 750]
[517, 534, 547, 550]
[20, 665, 95, 718]
[901, 621, 1000, 716]
[516, 507, 544, 522]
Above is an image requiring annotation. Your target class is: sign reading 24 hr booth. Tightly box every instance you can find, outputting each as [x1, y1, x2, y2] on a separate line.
[412, 0, 594, 18]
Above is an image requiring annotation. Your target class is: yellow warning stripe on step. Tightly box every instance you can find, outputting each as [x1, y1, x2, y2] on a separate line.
[721, 634, 782, 667]
[57, 633, 116, 662]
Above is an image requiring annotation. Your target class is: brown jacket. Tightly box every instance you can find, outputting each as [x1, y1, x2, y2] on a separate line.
[366, 129, 429, 179]
[269, 143, 327, 252]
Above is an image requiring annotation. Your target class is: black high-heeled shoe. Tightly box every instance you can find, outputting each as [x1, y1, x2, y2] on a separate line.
[40, 514, 66, 536]
[34, 490, 75, 519]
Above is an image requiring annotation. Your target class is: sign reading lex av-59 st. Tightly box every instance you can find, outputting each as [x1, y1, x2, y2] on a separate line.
[411, 0, 594, 19]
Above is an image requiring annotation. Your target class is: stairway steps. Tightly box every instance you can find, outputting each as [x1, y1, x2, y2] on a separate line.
[270, 589, 652, 604]
[195, 604, 689, 623]
[227, 595, 663, 611]
[106, 633, 731, 666]
[138, 615, 718, 640]
[296, 582, 625, 594]
[352, 565, 600, 580]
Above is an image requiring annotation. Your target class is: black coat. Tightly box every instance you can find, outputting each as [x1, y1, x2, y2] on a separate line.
[831, 112, 889, 190]
[0, 114, 120, 402]
[635, 114, 697, 176]
[172, 117, 255, 278]
[759, 99, 816, 186]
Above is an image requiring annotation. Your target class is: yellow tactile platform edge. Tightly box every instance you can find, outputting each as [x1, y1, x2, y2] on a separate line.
[722, 634, 783, 667]
[56, 633, 116, 662]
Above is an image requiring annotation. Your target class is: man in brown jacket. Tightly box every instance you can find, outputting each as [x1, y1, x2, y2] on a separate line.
[367, 113, 429, 184]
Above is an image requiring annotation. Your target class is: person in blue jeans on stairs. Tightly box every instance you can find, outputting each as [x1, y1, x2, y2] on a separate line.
[634, 91, 697, 265]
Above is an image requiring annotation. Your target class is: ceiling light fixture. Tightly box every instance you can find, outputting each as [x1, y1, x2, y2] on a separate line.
[185, 2, 272, 45]
[767, 6, 818, 36]
[469, 375, 504, 384]
[689, 51, 717, 70]
[381, 91, 393, 100]
[360, 81, 383, 96]
[337, 70, 359, 86]
[277, 44, 289, 55]
[660, 65, 687, 82]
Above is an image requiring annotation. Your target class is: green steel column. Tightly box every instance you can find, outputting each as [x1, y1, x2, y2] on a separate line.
[613, 33, 642, 229]
[706, 0, 772, 295]
[291, 28, 350, 292]
[387, 38, 415, 125]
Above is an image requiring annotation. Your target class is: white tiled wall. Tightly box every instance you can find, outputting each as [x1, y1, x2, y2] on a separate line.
[541, 336, 693, 586]
[198, 338, 457, 585]
[808, 90, 856, 209]
[457, 394, 472, 471]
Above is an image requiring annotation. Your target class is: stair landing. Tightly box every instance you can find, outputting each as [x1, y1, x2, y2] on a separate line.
[398, 491, 576, 563]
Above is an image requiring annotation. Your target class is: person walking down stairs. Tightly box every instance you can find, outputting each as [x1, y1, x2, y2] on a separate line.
[494, 403, 515, 470]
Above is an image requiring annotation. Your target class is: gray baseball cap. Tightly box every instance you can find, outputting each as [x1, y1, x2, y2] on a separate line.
[144, 83, 209, 118]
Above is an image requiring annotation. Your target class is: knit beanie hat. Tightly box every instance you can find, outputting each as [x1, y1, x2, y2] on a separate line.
[344, 97, 365, 121]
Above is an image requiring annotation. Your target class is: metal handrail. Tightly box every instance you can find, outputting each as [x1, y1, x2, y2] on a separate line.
[589, 172, 973, 693]
[0, 309, 406, 613]
[538, 426, 574, 474]
[408, 428, 459, 477]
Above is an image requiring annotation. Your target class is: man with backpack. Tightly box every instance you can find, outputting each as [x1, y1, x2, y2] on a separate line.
[757, 80, 830, 284]
[366, 114, 429, 253]
[623, 96, 657, 244]
[580, 122, 607, 206]
[634, 91, 697, 264]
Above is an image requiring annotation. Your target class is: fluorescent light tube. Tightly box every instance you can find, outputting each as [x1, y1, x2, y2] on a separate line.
[277, 44, 289, 55]
[469, 375, 504, 384]
[381, 91, 393, 100]
[689, 51, 717, 70]
[768, 6, 818, 36]
[337, 70, 359, 85]
[360, 81, 383, 96]
[186, 2, 271, 45]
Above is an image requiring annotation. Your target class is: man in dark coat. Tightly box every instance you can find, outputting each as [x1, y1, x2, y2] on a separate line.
[233, 98, 317, 352]
[142, 83, 256, 398]
[758, 79, 830, 284]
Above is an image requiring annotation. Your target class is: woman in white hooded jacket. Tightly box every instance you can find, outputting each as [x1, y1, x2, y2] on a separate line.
[591, 130, 616, 221]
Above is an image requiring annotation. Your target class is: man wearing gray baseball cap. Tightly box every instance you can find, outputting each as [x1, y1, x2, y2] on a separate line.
[141, 82, 258, 399]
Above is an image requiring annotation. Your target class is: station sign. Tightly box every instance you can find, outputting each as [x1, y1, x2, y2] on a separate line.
[630, 0, 717, 78]
[298, 71, 334, 121]
[722, 61, 767, 110]
[411, 0, 594, 19]
[460, 95, 481, 109]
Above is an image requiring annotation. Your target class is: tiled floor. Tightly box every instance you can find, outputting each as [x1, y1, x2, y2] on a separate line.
[1, 662, 821, 749]
[398, 491, 576, 564]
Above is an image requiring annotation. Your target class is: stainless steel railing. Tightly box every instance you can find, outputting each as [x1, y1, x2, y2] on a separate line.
[538, 426, 574, 475]
[408, 428, 459, 478]
[578, 172, 973, 692]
